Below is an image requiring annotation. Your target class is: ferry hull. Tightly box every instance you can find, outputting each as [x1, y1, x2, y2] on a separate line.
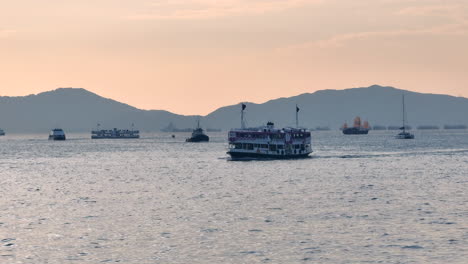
[227, 151, 310, 160]
[186, 135, 209, 142]
[91, 135, 139, 139]
[49, 135, 66, 140]
[396, 132, 414, 139]
[342, 127, 369, 135]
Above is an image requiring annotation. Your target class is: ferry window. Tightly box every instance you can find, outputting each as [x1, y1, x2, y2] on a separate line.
[277, 145, 284, 149]
[247, 144, 254, 150]
[269, 145, 277, 151]
[294, 144, 300, 149]
[235, 143, 242, 149]
[301, 144, 305, 151]
[261, 144, 268, 149]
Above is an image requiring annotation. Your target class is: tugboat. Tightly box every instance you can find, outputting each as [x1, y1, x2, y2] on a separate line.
[342, 117, 370, 135]
[227, 104, 312, 159]
[186, 120, 209, 142]
[0, 128, 5, 136]
[49, 128, 66, 140]
[396, 94, 414, 139]
[91, 123, 139, 139]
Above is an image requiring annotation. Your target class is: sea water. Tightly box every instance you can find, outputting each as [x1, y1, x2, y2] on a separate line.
[1, 130, 467, 263]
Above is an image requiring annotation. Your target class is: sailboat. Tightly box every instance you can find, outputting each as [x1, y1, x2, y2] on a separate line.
[396, 94, 414, 139]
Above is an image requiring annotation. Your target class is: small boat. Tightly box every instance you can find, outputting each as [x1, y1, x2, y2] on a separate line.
[0, 129, 5, 136]
[227, 104, 312, 159]
[342, 117, 370, 135]
[186, 120, 209, 142]
[396, 94, 414, 139]
[49, 128, 66, 140]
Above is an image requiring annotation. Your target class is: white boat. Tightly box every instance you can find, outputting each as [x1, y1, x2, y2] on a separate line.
[49, 128, 66, 140]
[91, 123, 139, 139]
[396, 94, 414, 139]
[227, 104, 312, 159]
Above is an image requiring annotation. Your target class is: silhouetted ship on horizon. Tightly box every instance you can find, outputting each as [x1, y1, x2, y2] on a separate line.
[444, 124, 467, 129]
[341, 117, 370, 135]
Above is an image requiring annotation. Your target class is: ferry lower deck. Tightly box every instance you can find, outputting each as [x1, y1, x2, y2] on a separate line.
[227, 142, 312, 159]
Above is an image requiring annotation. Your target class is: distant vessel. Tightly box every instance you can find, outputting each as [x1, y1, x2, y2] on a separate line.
[342, 117, 370, 135]
[372, 125, 387, 130]
[161, 122, 192, 132]
[444, 124, 467, 130]
[186, 120, 209, 142]
[0, 128, 5, 136]
[396, 94, 414, 139]
[227, 104, 312, 159]
[315, 126, 331, 131]
[91, 124, 139, 139]
[417, 125, 439, 130]
[49, 128, 66, 140]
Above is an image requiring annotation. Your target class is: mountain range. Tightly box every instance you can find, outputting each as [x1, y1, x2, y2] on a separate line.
[1, 85, 467, 133]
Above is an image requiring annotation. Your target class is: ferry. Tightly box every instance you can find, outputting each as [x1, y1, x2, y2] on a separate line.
[227, 104, 312, 159]
[49, 128, 66, 140]
[91, 124, 139, 139]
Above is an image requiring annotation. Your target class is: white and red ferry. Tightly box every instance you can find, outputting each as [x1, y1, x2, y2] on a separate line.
[227, 104, 312, 159]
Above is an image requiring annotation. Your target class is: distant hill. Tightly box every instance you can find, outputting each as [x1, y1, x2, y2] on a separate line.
[0, 88, 198, 133]
[205, 85, 468, 130]
[1, 85, 467, 133]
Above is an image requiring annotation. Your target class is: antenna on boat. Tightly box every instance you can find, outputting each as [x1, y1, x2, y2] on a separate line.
[296, 104, 300, 128]
[197, 118, 200, 129]
[241, 103, 246, 129]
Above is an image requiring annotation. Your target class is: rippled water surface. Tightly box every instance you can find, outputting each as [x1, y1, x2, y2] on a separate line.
[1, 130, 467, 263]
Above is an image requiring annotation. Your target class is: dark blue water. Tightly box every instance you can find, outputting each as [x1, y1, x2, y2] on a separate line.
[1, 130, 467, 263]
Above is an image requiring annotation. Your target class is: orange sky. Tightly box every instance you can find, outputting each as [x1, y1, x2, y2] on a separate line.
[1, 0, 467, 115]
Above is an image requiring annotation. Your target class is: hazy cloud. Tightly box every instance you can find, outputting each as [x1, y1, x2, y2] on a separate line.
[397, 4, 468, 23]
[279, 22, 468, 52]
[0, 29, 16, 38]
[125, 0, 323, 20]
[280, 1, 468, 51]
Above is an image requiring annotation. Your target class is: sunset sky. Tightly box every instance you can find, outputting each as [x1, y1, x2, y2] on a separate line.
[1, 0, 467, 115]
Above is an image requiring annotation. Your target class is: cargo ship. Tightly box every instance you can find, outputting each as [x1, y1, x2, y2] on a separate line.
[227, 104, 312, 159]
[341, 117, 370, 135]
